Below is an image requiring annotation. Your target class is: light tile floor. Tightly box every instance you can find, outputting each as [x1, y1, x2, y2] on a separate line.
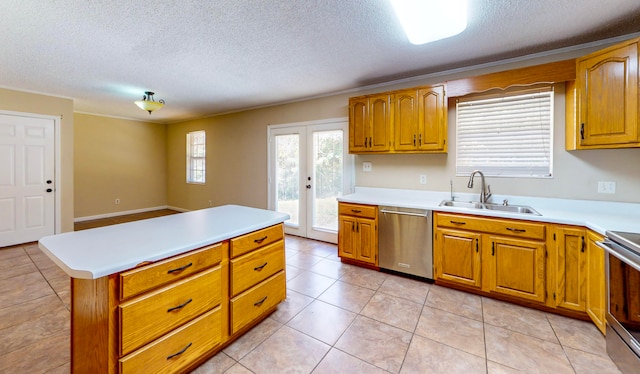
[0, 211, 623, 373]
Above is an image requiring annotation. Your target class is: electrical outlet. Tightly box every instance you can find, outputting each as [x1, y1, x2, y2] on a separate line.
[208, 200, 212, 207]
[363, 162, 372, 172]
[115, 198, 120, 205]
[419, 174, 427, 184]
[597, 181, 616, 194]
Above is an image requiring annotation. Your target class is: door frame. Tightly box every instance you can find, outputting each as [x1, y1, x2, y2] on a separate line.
[0, 110, 62, 237]
[267, 117, 353, 242]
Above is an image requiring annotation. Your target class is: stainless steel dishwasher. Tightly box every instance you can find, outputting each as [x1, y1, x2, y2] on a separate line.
[378, 206, 433, 280]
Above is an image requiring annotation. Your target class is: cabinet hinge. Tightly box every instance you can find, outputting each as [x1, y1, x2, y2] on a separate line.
[545, 250, 548, 258]
[553, 233, 556, 241]
[553, 292, 556, 301]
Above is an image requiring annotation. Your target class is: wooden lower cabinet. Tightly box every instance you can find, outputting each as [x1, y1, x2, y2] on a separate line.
[70, 224, 286, 373]
[487, 236, 546, 303]
[586, 231, 606, 334]
[434, 213, 607, 334]
[434, 228, 481, 288]
[338, 203, 378, 266]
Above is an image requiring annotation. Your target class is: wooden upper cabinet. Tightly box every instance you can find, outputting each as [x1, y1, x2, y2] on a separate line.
[348, 94, 390, 153]
[569, 37, 640, 149]
[393, 89, 418, 151]
[417, 85, 447, 151]
[393, 85, 447, 153]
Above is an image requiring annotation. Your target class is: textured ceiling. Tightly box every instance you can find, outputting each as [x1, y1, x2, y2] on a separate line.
[1, 0, 640, 123]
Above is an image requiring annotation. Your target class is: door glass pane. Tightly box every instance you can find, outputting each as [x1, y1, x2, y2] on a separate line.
[275, 134, 299, 226]
[313, 130, 343, 231]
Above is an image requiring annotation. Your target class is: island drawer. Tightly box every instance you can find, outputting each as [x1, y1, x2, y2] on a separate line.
[230, 240, 285, 296]
[119, 242, 224, 300]
[230, 271, 286, 334]
[231, 224, 284, 258]
[338, 203, 377, 219]
[119, 306, 222, 374]
[436, 213, 546, 240]
[119, 266, 222, 356]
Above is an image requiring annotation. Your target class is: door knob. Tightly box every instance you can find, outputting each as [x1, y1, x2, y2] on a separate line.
[46, 180, 52, 184]
[306, 184, 311, 189]
[46, 188, 53, 193]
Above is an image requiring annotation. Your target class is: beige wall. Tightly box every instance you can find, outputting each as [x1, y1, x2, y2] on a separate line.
[167, 95, 350, 210]
[0, 88, 75, 233]
[167, 44, 640, 209]
[74, 113, 167, 218]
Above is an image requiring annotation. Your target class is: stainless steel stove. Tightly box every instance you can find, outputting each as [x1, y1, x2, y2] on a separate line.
[597, 231, 640, 374]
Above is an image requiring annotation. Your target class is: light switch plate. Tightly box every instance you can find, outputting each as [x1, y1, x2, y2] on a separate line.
[363, 162, 372, 172]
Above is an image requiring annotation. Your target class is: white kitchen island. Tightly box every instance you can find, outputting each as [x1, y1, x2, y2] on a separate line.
[39, 205, 289, 374]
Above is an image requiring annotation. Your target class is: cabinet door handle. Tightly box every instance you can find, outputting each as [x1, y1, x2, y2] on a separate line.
[581, 236, 585, 253]
[254, 236, 268, 244]
[419, 134, 422, 146]
[475, 238, 479, 253]
[492, 242, 495, 256]
[580, 123, 585, 140]
[167, 298, 193, 313]
[352, 222, 355, 232]
[413, 134, 416, 146]
[506, 227, 526, 233]
[254, 296, 268, 307]
[167, 262, 193, 274]
[351, 209, 362, 213]
[450, 220, 466, 225]
[167, 342, 192, 360]
[254, 262, 268, 271]
[356, 222, 359, 232]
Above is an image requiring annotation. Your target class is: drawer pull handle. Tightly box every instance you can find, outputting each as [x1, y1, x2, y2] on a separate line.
[254, 262, 268, 271]
[167, 298, 192, 313]
[254, 296, 268, 307]
[167, 262, 193, 274]
[166, 342, 192, 360]
[450, 220, 466, 225]
[351, 209, 362, 213]
[506, 227, 526, 233]
[254, 236, 268, 244]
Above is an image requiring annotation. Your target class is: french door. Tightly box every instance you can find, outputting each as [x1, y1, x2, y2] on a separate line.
[268, 118, 352, 244]
[0, 113, 56, 247]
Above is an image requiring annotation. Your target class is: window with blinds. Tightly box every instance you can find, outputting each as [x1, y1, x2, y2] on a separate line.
[187, 130, 206, 184]
[456, 88, 553, 178]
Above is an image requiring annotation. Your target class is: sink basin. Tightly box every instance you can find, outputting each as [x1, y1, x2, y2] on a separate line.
[439, 200, 541, 216]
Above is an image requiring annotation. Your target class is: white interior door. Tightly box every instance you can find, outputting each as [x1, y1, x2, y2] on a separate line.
[268, 119, 352, 244]
[0, 114, 55, 247]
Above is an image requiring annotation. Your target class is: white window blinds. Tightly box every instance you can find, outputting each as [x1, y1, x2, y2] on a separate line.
[456, 88, 553, 178]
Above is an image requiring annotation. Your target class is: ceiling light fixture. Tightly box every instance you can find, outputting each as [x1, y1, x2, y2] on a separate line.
[390, 0, 467, 45]
[134, 91, 165, 114]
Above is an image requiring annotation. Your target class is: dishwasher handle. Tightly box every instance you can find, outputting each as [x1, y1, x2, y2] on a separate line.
[379, 209, 427, 217]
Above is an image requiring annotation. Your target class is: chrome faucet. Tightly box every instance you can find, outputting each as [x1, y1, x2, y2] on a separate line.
[467, 170, 492, 203]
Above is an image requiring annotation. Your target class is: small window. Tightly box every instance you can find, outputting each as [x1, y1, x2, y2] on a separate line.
[456, 87, 553, 178]
[187, 131, 206, 184]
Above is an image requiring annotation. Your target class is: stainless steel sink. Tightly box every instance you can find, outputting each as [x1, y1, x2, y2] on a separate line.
[439, 200, 541, 215]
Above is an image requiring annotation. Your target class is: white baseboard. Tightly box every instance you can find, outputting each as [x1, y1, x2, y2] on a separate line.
[74, 206, 171, 222]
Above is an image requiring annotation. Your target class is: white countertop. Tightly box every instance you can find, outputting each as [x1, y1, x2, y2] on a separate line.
[338, 187, 640, 235]
[38, 205, 289, 279]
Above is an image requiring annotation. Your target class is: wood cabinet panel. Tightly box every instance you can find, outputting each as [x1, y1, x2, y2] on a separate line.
[230, 240, 285, 296]
[417, 86, 446, 151]
[230, 271, 286, 334]
[555, 227, 587, 312]
[349, 97, 368, 151]
[435, 213, 546, 240]
[338, 202, 377, 219]
[338, 215, 357, 260]
[119, 307, 222, 374]
[119, 243, 222, 300]
[568, 37, 640, 149]
[586, 231, 606, 334]
[487, 236, 545, 303]
[230, 224, 284, 258]
[435, 228, 481, 288]
[119, 266, 222, 356]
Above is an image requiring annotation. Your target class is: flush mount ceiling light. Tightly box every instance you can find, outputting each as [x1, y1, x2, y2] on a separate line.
[391, 0, 467, 45]
[134, 91, 165, 114]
